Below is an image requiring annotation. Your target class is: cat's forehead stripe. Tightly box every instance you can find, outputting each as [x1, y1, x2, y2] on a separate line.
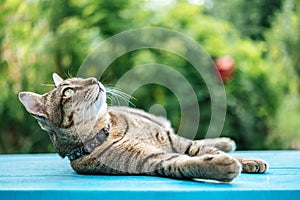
[59, 79, 81, 87]
[58, 78, 99, 89]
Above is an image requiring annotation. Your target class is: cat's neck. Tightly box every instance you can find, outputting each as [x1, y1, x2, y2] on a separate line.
[48, 111, 111, 159]
[88, 112, 110, 140]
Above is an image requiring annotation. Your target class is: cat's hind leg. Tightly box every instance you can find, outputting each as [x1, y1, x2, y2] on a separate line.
[183, 140, 269, 174]
[166, 135, 268, 174]
[158, 130, 235, 154]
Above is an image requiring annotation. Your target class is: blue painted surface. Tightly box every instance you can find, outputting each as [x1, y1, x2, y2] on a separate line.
[0, 151, 299, 200]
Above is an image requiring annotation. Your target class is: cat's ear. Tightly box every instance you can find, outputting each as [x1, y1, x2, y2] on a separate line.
[18, 92, 48, 120]
[52, 73, 64, 87]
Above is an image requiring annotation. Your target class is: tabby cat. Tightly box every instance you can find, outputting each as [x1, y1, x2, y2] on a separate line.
[18, 73, 268, 182]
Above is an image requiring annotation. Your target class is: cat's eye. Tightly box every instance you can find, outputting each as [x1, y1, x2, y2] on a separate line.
[63, 88, 74, 97]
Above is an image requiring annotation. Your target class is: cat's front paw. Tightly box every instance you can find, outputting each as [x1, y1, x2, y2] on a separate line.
[239, 158, 269, 174]
[213, 137, 236, 152]
[200, 154, 242, 182]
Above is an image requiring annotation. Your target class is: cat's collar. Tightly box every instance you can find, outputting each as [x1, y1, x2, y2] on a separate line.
[67, 125, 110, 161]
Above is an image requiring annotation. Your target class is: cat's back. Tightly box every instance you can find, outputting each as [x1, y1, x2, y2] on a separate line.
[107, 106, 172, 133]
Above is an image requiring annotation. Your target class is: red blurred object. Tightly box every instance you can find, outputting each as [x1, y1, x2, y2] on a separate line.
[215, 56, 235, 82]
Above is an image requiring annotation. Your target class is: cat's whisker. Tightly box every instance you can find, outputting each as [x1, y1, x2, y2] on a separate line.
[41, 83, 55, 87]
[114, 94, 121, 106]
[106, 87, 135, 107]
[112, 93, 122, 106]
[63, 71, 74, 79]
[109, 96, 119, 106]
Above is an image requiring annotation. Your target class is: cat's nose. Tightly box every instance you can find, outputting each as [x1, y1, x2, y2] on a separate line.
[86, 78, 98, 85]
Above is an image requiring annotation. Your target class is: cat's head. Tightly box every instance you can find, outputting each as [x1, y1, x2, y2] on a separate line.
[18, 73, 108, 156]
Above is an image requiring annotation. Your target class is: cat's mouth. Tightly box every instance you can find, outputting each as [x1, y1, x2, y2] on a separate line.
[97, 82, 105, 93]
[94, 82, 106, 105]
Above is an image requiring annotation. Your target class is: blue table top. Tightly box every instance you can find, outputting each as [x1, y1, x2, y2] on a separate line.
[0, 151, 300, 200]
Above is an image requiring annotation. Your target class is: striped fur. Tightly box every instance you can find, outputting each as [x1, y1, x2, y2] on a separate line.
[18, 73, 268, 182]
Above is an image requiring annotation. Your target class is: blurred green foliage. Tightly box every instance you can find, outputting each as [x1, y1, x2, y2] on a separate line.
[265, 0, 300, 149]
[208, 0, 282, 40]
[0, 0, 299, 153]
